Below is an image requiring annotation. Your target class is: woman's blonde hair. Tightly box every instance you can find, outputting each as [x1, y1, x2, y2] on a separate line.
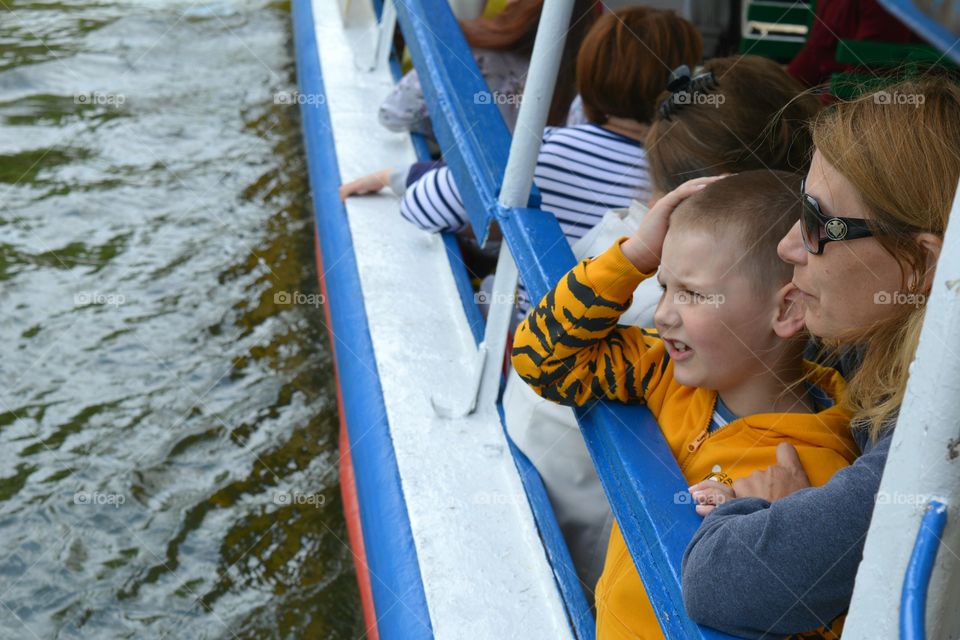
[812, 76, 960, 439]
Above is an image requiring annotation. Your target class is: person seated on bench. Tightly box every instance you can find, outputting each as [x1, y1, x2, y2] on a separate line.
[378, 0, 596, 140]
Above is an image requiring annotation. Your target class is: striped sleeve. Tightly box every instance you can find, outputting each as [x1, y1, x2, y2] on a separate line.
[511, 239, 669, 407]
[399, 166, 469, 233]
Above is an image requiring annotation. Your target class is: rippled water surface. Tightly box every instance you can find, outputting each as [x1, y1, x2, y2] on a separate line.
[0, 1, 362, 637]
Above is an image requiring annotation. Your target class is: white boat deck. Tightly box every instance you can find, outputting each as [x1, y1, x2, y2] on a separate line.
[311, 2, 573, 637]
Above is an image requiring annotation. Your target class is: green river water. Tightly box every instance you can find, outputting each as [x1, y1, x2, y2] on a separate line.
[0, 1, 362, 637]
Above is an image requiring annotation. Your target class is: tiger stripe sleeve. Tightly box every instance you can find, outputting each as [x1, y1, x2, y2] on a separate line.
[511, 238, 669, 407]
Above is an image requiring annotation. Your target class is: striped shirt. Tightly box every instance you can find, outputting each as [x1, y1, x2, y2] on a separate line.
[709, 395, 738, 433]
[708, 383, 836, 434]
[399, 124, 651, 311]
[400, 124, 650, 234]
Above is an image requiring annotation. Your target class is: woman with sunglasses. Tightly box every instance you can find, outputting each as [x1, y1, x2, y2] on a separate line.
[680, 76, 960, 637]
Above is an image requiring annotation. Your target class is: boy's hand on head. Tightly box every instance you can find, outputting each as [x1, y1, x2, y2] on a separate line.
[688, 480, 736, 517]
[732, 443, 812, 502]
[339, 168, 394, 201]
[621, 176, 727, 273]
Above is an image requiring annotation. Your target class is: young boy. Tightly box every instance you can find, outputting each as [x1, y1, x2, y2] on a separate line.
[511, 171, 857, 639]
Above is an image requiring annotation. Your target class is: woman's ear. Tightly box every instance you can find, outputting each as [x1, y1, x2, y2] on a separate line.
[916, 232, 943, 292]
[773, 282, 806, 338]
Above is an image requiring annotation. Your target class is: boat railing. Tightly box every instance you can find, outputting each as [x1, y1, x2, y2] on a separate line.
[391, 0, 742, 637]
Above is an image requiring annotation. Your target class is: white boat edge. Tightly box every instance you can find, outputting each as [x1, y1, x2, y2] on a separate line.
[304, 1, 576, 637]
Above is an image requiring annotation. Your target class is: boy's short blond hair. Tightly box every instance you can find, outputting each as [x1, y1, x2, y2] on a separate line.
[669, 170, 802, 298]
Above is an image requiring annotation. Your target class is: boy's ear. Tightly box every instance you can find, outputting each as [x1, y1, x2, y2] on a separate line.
[773, 282, 805, 338]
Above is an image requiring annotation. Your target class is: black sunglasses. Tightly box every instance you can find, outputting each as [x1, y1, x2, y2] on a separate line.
[800, 179, 875, 255]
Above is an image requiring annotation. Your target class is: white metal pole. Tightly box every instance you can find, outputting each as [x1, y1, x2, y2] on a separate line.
[843, 179, 960, 637]
[366, 0, 397, 71]
[497, 0, 575, 208]
[474, 0, 576, 411]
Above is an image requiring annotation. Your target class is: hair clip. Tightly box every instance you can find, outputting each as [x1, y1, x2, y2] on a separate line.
[666, 64, 692, 92]
[689, 70, 718, 93]
[659, 66, 719, 121]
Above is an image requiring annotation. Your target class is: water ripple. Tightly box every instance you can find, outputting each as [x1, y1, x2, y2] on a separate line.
[0, 1, 361, 637]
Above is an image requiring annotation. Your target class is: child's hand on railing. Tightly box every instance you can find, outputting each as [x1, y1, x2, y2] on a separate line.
[620, 176, 727, 273]
[339, 168, 394, 200]
[688, 479, 736, 517]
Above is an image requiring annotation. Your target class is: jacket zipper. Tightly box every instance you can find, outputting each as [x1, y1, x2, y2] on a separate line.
[680, 394, 718, 474]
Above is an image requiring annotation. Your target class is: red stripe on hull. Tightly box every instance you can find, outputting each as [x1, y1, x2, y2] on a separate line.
[315, 231, 380, 639]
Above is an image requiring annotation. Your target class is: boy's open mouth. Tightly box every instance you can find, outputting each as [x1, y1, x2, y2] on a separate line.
[664, 338, 694, 360]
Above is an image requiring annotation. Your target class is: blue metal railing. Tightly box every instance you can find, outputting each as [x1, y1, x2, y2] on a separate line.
[901, 499, 949, 639]
[391, 0, 739, 637]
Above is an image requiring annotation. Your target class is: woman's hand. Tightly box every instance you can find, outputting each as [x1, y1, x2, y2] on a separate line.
[688, 480, 736, 517]
[339, 168, 394, 200]
[733, 443, 812, 502]
[687, 444, 811, 516]
[620, 175, 727, 273]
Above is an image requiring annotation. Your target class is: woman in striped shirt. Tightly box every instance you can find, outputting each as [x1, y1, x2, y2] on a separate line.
[401, 123, 650, 237]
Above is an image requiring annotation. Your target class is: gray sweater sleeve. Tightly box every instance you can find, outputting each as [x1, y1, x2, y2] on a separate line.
[681, 428, 893, 638]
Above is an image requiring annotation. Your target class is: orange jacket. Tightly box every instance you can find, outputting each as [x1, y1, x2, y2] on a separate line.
[512, 240, 858, 639]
